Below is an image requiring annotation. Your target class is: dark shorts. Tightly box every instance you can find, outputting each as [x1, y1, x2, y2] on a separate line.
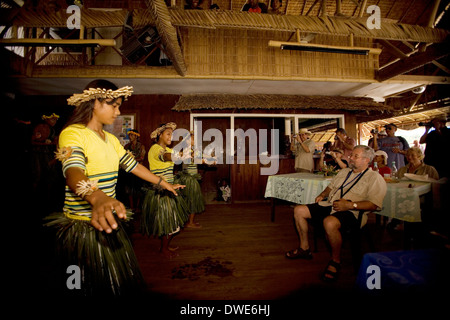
[306, 203, 359, 231]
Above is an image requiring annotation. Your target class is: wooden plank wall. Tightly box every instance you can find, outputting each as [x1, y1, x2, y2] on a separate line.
[16, 93, 357, 203]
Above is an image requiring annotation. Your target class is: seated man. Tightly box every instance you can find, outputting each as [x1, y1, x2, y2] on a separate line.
[286, 145, 387, 281]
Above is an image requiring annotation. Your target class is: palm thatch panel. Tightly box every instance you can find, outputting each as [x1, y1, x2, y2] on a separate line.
[168, 9, 449, 43]
[7, 7, 448, 44]
[172, 93, 391, 111]
[181, 28, 379, 79]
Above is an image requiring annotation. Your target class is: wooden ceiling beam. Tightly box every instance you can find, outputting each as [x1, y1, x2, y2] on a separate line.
[432, 60, 450, 74]
[378, 39, 409, 59]
[0, 38, 116, 46]
[377, 41, 450, 82]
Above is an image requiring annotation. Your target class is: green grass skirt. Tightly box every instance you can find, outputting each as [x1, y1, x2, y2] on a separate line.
[140, 186, 190, 237]
[43, 212, 145, 296]
[174, 171, 205, 214]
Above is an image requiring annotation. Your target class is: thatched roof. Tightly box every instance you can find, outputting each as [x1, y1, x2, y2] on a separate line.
[5, 7, 448, 44]
[166, 10, 449, 43]
[172, 93, 391, 111]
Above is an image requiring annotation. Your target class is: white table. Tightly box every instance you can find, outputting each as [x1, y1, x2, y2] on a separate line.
[264, 172, 431, 222]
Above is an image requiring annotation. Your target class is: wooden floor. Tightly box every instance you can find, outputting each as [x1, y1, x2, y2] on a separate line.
[129, 202, 406, 300]
[28, 201, 447, 305]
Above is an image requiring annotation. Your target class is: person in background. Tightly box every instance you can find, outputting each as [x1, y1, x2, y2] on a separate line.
[397, 147, 439, 180]
[413, 139, 424, 154]
[291, 128, 315, 173]
[331, 128, 355, 163]
[319, 148, 348, 171]
[371, 150, 391, 177]
[388, 147, 439, 231]
[122, 129, 146, 213]
[373, 123, 409, 170]
[185, 0, 219, 9]
[31, 112, 64, 212]
[174, 131, 207, 228]
[141, 123, 190, 259]
[242, 0, 268, 13]
[268, 0, 284, 14]
[368, 129, 386, 148]
[419, 116, 449, 178]
[184, 0, 203, 9]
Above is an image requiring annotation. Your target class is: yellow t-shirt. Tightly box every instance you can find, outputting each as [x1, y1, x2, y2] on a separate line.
[58, 124, 137, 220]
[148, 144, 174, 183]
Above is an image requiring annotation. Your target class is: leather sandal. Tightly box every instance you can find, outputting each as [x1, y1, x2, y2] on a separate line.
[321, 260, 341, 282]
[285, 248, 313, 260]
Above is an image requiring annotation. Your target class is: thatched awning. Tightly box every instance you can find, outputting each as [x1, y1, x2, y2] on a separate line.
[168, 10, 449, 43]
[5, 8, 449, 44]
[172, 94, 391, 112]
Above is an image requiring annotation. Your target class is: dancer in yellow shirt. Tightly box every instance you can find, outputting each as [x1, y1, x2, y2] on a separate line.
[141, 122, 190, 258]
[46, 79, 182, 295]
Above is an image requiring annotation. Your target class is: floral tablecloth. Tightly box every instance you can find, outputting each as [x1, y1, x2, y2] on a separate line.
[377, 182, 431, 223]
[264, 173, 431, 223]
[264, 173, 332, 205]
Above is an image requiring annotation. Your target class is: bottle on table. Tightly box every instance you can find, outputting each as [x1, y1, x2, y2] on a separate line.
[391, 161, 398, 180]
[373, 161, 379, 173]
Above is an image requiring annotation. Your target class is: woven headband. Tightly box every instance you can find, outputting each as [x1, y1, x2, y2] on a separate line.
[42, 113, 59, 120]
[67, 86, 133, 106]
[150, 122, 177, 140]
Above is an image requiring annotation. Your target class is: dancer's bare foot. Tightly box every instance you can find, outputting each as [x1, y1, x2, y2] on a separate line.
[160, 248, 179, 259]
[185, 222, 202, 228]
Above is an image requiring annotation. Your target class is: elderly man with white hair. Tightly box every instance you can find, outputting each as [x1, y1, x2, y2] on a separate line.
[285, 145, 387, 282]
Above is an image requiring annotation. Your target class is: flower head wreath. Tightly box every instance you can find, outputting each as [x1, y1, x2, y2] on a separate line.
[150, 122, 177, 140]
[128, 129, 140, 137]
[67, 86, 134, 106]
[42, 112, 59, 120]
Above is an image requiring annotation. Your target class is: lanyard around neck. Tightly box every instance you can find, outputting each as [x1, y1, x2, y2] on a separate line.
[339, 168, 369, 198]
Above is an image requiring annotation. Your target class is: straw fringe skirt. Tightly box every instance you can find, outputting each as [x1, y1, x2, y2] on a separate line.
[140, 186, 190, 237]
[174, 171, 205, 214]
[44, 212, 145, 296]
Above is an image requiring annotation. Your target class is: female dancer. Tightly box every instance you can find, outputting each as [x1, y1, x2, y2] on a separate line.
[141, 123, 190, 258]
[123, 129, 146, 212]
[46, 79, 181, 295]
[174, 131, 206, 228]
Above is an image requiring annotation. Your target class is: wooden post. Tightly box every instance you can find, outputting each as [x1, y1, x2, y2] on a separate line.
[296, 29, 301, 43]
[320, 0, 327, 17]
[358, 0, 368, 18]
[79, 25, 85, 39]
[335, 0, 342, 16]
